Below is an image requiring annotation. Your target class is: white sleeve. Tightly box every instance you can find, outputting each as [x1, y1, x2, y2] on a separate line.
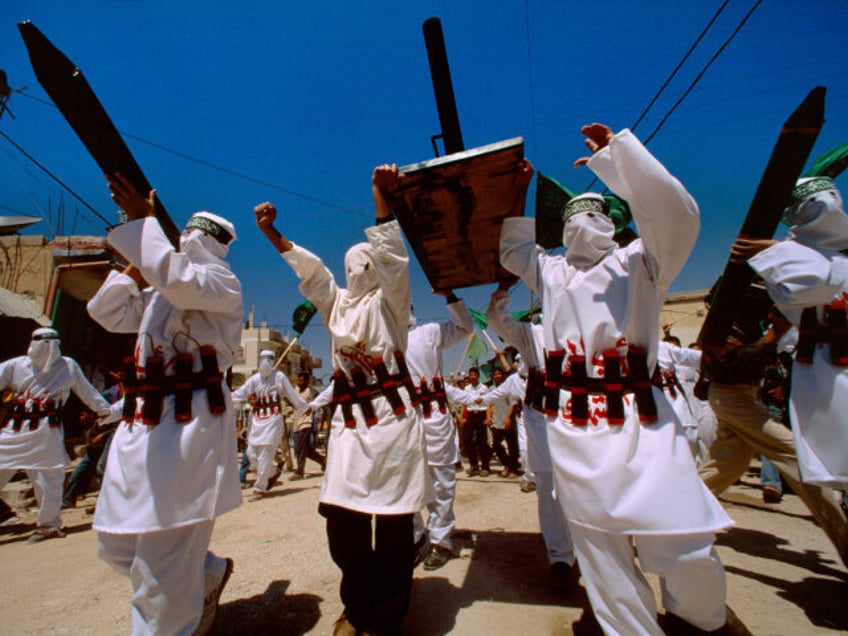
[587, 129, 699, 289]
[68, 359, 111, 415]
[365, 220, 411, 337]
[282, 243, 339, 324]
[439, 299, 475, 350]
[87, 270, 147, 334]
[107, 218, 242, 314]
[310, 383, 335, 410]
[500, 217, 545, 295]
[278, 373, 309, 412]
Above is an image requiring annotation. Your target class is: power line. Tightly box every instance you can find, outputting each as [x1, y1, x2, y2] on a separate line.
[15, 89, 369, 218]
[641, 0, 763, 146]
[585, 0, 762, 192]
[0, 128, 112, 227]
[630, 0, 731, 134]
[523, 0, 539, 157]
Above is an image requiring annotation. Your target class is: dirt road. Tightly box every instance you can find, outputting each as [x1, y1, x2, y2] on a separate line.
[1, 463, 846, 635]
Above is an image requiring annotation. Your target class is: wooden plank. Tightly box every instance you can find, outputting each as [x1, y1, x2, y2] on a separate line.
[390, 138, 525, 290]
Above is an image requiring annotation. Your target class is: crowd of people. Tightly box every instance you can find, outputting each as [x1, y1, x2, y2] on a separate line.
[0, 122, 846, 636]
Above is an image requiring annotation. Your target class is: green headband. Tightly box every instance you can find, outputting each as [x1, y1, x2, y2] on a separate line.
[184, 216, 233, 245]
[561, 197, 606, 224]
[788, 176, 836, 208]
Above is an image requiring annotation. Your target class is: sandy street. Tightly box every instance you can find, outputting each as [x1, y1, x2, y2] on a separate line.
[1, 460, 847, 635]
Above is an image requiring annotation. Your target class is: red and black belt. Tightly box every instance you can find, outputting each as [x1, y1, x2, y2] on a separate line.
[331, 351, 419, 427]
[121, 345, 226, 426]
[542, 347, 658, 425]
[2, 398, 61, 431]
[796, 299, 848, 366]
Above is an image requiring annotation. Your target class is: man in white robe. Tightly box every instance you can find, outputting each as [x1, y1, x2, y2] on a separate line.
[722, 174, 848, 563]
[231, 350, 307, 500]
[0, 328, 110, 542]
[501, 126, 734, 635]
[484, 286, 576, 590]
[87, 174, 243, 636]
[406, 291, 474, 570]
[255, 163, 429, 636]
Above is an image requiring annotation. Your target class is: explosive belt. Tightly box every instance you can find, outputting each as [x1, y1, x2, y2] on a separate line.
[120, 345, 226, 426]
[330, 351, 421, 427]
[2, 397, 61, 431]
[796, 300, 848, 366]
[417, 376, 448, 419]
[537, 347, 659, 425]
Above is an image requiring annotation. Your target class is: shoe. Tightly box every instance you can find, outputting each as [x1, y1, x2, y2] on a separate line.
[466, 467, 480, 477]
[289, 473, 304, 481]
[333, 610, 357, 636]
[548, 561, 577, 593]
[499, 468, 511, 478]
[762, 484, 782, 504]
[413, 532, 430, 568]
[479, 469, 490, 478]
[240, 481, 251, 490]
[660, 607, 752, 636]
[27, 526, 66, 543]
[193, 557, 234, 636]
[520, 480, 536, 493]
[0, 503, 17, 524]
[267, 471, 282, 490]
[84, 504, 97, 515]
[423, 544, 453, 571]
[248, 491, 266, 502]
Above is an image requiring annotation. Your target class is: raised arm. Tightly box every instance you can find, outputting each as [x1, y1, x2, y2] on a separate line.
[579, 124, 699, 289]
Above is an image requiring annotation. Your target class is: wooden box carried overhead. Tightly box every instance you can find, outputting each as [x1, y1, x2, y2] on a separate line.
[389, 137, 526, 290]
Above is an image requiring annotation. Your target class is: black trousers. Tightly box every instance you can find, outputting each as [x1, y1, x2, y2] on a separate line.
[491, 427, 520, 472]
[319, 503, 414, 635]
[294, 428, 325, 475]
[461, 410, 490, 470]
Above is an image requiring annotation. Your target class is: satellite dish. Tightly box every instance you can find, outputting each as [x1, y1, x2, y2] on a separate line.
[0, 215, 41, 235]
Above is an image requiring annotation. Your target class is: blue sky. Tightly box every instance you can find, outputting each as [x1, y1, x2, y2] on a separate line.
[2, 1, 847, 379]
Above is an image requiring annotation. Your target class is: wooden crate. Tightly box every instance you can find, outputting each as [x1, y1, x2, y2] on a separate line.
[389, 137, 526, 290]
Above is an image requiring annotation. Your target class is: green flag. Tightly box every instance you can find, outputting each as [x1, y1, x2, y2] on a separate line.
[466, 332, 488, 365]
[806, 141, 848, 179]
[535, 172, 576, 249]
[292, 300, 317, 336]
[468, 308, 488, 330]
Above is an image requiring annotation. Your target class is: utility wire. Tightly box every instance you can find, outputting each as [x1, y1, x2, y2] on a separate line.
[0, 128, 112, 227]
[630, 0, 731, 134]
[641, 0, 763, 146]
[585, 0, 760, 192]
[15, 90, 369, 218]
[523, 0, 539, 157]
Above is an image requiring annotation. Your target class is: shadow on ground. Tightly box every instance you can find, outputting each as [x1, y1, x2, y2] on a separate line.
[404, 528, 602, 635]
[213, 579, 322, 635]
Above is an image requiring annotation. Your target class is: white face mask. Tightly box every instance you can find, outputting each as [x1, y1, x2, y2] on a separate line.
[785, 189, 848, 252]
[344, 243, 378, 298]
[563, 212, 617, 268]
[28, 338, 60, 373]
[259, 357, 274, 379]
[180, 229, 229, 264]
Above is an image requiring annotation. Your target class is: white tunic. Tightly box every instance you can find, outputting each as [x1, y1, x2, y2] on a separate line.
[749, 239, 848, 488]
[406, 301, 474, 466]
[87, 217, 243, 533]
[231, 371, 307, 447]
[500, 129, 731, 535]
[282, 220, 429, 514]
[486, 291, 553, 472]
[0, 356, 110, 469]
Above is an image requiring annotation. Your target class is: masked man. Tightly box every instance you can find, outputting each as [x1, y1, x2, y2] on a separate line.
[255, 164, 429, 636]
[483, 284, 576, 590]
[0, 328, 110, 542]
[231, 350, 307, 500]
[500, 126, 734, 635]
[406, 290, 474, 571]
[87, 174, 243, 636]
[725, 174, 848, 562]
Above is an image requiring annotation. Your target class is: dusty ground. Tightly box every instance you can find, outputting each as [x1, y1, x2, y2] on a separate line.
[1, 459, 847, 635]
